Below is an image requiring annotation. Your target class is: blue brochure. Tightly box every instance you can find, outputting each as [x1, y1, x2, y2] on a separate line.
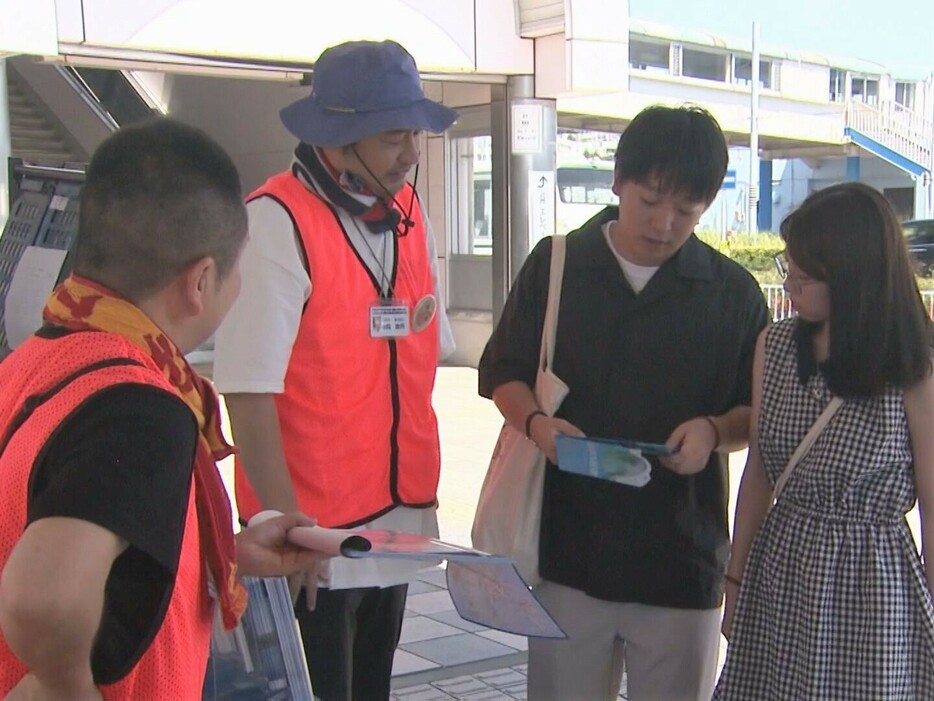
[554, 434, 676, 486]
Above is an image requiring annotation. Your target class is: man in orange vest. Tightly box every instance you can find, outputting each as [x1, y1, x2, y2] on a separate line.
[0, 118, 326, 700]
[213, 40, 458, 700]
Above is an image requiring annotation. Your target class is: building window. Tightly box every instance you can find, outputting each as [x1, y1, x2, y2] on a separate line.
[829, 68, 846, 102]
[734, 57, 772, 89]
[682, 48, 727, 82]
[895, 81, 916, 110]
[851, 76, 880, 106]
[629, 38, 671, 75]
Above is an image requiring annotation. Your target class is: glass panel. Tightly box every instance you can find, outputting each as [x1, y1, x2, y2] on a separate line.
[895, 82, 916, 109]
[448, 135, 492, 256]
[682, 49, 727, 82]
[850, 76, 880, 105]
[556, 166, 616, 205]
[630, 39, 671, 74]
[904, 221, 934, 244]
[734, 57, 772, 89]
[829, 69, 846, 102]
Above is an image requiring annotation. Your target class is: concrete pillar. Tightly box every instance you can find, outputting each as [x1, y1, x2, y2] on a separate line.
[490, 75, 557, 322]
[846, 155, 861, 182]
[758, 159, 773, 232]
[915, 173, 933, 219]
[0, 59, 11, 232]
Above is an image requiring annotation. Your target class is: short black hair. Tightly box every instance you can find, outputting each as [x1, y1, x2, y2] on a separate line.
[74, 117, 247, 301]
[782, 181, 933, 397]
[614, 105, 728, 204]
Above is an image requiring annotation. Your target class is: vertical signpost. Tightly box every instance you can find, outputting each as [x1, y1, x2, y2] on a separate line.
[528, 171, 555, 245]
[748, 21, 761, 235]
[720, 169, 737, 239]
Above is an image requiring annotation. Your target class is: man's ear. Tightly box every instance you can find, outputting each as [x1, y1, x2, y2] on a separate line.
[180, 256, 215, 315]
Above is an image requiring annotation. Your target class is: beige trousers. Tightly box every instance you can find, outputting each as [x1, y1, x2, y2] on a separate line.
[528, 580, 720, 701]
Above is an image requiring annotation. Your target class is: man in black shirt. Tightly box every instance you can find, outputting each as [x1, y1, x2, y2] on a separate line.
[479, 105, 770, 701]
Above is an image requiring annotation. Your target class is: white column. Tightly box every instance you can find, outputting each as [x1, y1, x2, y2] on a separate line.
[0, 59, 11, 232]
[491, 76, 557, 322]
[747, 22, 760, 235]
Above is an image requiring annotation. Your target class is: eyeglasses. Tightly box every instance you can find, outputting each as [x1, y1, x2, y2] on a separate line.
[774, 253, 821, 293]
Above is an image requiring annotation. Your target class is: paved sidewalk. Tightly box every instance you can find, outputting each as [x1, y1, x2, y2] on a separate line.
[388, 367, 731, 700]
[388, 565, 724, 701]
[390, 565, 627, 701]
[388, 366, 641, 699]
[390, 566, 532, 700]
[219, 365, 920, 699]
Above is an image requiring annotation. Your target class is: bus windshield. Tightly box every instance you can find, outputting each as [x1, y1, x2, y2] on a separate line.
[557, 164, 616, 206]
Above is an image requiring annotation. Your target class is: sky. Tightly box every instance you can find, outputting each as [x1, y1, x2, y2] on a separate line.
[628, 0, 934, 78]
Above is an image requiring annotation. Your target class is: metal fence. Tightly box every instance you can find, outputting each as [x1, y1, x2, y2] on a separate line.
[761, 284, 934, 321]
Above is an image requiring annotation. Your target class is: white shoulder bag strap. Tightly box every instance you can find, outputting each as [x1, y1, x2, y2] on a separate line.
[772, 396, 843, 502]
[538, 235, 567, 374]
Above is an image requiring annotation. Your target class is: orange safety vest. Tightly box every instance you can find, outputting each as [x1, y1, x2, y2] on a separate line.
[0, 332, 213, 699]
[235, 173, 441, 528]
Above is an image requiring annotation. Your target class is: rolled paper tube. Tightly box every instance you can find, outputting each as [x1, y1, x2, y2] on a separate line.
[287, 525, 372, 557]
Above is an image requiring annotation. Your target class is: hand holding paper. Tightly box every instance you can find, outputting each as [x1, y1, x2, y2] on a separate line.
[555, 434, 676, 486]
[236, 511, 330, 578]
[659, 416, 718, 475]
[527, 414, 585, 464]
[256, 514, 566, 639]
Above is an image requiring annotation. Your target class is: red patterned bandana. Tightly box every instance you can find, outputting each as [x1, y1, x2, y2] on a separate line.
[43, 274, 247, 629]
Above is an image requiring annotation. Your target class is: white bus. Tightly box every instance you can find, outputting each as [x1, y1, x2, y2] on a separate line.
[470, 160, 616, 252]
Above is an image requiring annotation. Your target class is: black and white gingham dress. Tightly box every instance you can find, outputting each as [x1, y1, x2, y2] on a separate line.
[713, 318, 934, 701]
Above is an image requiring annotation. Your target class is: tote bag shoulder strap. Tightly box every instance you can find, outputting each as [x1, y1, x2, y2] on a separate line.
[539, 235, 567, 372]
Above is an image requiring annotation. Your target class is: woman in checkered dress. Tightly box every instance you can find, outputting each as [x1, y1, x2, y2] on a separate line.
[713, 183, 934, 701]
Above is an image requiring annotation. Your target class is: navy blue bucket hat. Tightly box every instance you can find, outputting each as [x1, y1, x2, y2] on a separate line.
[281, 40, 459, 147]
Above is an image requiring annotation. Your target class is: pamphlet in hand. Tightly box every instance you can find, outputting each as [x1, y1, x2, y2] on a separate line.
[554, 434, 676, 487]
[285, 525, 565, 639]
[204, 576, 314, 700]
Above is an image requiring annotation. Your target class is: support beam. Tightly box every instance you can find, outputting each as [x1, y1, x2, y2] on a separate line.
[747, 21, 760, 235]
[846, 155, 861, 181]
[916, 174, 933, 220]
[758, 160, 773, 232]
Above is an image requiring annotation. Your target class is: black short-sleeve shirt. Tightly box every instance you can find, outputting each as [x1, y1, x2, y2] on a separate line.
[28, 383, 197, 684]
[478, 207, 770, 609]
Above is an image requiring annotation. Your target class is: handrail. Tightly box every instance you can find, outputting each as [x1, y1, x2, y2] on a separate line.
[845, 100, 934, 172]
[761, 284, 934, 321]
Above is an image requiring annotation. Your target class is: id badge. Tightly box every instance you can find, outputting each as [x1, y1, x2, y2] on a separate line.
[369, 298, 410, 338]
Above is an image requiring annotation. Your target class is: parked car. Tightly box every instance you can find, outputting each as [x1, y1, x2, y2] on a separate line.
[903, 219, 934, 277]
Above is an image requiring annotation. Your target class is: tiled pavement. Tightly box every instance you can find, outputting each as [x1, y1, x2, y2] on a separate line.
[214, 366, 922, 700]
[389, 561, 740, 701]
[389, 369, 535, 700]
[387, 367, 706, 701]
[389, 565, 632, 701]
[390, 566, 533, 701]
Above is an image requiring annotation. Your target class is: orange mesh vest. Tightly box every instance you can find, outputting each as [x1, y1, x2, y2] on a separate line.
[0, 332, 213, 699]
[235, 173, 441, 528]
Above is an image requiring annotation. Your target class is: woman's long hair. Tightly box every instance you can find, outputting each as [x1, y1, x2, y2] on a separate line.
[781, 182, 933, 397]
